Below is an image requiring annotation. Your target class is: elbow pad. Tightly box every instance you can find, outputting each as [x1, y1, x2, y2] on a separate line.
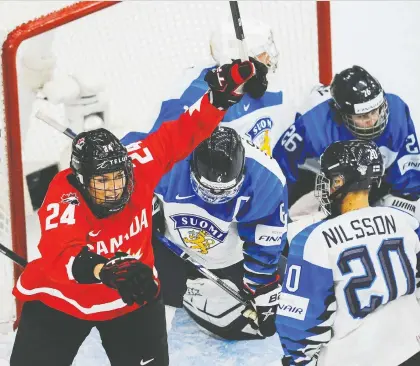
[72, 246, 108, 284]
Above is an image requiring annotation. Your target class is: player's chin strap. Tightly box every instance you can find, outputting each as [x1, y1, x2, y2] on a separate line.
[34, 111, 251, 307]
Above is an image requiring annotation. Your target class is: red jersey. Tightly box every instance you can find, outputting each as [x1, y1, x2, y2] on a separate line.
[13, 95, 225, 321]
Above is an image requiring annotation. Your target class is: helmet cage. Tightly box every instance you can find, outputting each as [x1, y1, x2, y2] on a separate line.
[341, 99, 389, 140]
[190, 170, 244, 204]
[86, 161, 134, 216]
[314, 172, 333, 215]
[71, 150, 134, 217]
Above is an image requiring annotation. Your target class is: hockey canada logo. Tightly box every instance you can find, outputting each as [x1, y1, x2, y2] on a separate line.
[75, 137, 85, 150]
[246, 117, 273, 155]
[170, 214, 228, 255]
[61, 193, 80, 206]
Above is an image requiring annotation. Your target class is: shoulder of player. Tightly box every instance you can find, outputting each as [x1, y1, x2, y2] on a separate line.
[288, 218, 329, 267]
[386, 93, 410, 119]
[291, 99, 332, 141]
[243, 140, 286, 186]
[39, 169, 86, 212]
[297, 84, 332, 116]
[154, 158, 190, 193]
[385, 92, 407, 107]
[382, 206, 420, 230]
[384, 93, 411, 137]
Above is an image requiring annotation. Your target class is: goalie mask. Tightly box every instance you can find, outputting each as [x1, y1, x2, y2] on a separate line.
[210, 19, 279, 72]
[330, 65, 389, 140]
[70, 128, 134, 218]
[315, 140, 384, 215]
[190, 126, 245, 204]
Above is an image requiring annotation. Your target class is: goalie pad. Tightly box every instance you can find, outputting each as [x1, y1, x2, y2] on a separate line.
[182, 278, 263, 340]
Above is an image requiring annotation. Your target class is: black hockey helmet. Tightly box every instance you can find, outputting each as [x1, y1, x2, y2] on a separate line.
[330, 65, 389, 140]
[190, 126, 245, 204]
[70, 128, 134, 218]
[315, 140, 384, 215]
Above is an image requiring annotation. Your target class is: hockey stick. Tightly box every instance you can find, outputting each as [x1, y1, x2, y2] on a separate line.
[154, 231, 248, 306]
[35, 111, 77, 138]
[229, 1, 248, 62]
[0, 243, 27, 268]
[35, 111, 249, 306]
[229, 1, 249, 95]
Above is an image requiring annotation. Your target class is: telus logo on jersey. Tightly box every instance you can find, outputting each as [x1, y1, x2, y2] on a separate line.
[246, 117, 273, 154]
[170, 214, 228, 255]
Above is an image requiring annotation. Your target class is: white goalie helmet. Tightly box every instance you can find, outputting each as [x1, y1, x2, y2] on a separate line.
[210, 19, 279, 72]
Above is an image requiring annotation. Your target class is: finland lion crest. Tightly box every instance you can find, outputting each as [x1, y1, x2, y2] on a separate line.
[170, 214, 228, 254]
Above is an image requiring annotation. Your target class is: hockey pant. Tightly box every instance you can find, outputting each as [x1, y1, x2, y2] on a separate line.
[10, 299, 168, 366]
[152, 234, 287, 340]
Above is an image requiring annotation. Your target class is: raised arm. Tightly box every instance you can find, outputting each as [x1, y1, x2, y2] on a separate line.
[135, 60, 261, 185]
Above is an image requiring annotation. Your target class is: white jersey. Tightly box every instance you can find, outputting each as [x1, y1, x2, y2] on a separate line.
[277, 206, 420, 366]
[153, 139, 287, 275]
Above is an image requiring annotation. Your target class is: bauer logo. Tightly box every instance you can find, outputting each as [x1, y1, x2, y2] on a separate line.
[278, 293, 309, 321]
[170, 214, 228, 255]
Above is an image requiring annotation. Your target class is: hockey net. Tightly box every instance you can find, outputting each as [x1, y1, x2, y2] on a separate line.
[0, 1, 331, 329]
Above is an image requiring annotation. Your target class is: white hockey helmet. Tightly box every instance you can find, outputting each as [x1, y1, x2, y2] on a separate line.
[210, 19, 279, 72]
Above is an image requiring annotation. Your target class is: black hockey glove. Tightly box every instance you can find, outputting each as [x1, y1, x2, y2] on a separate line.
[99, 253, 159, 306]
[243, 57, 268, 99]
[242, 281, 281, 337]
[205, 59, 255, 110]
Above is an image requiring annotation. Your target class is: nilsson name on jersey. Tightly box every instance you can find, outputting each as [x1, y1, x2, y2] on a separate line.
[322, 214, 396, 248]
[170, 214, 228, 255]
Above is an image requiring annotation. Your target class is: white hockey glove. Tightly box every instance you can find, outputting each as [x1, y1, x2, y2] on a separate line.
[375, 194, 420, 221]
[242, 281, 281, 337]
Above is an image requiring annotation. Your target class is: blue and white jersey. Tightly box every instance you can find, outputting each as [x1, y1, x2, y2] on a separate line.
[149, 64, 295, 156]
[122, 131, 288, 290]
[273, 86, 420, 198]
[276, 206, 420, 366]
